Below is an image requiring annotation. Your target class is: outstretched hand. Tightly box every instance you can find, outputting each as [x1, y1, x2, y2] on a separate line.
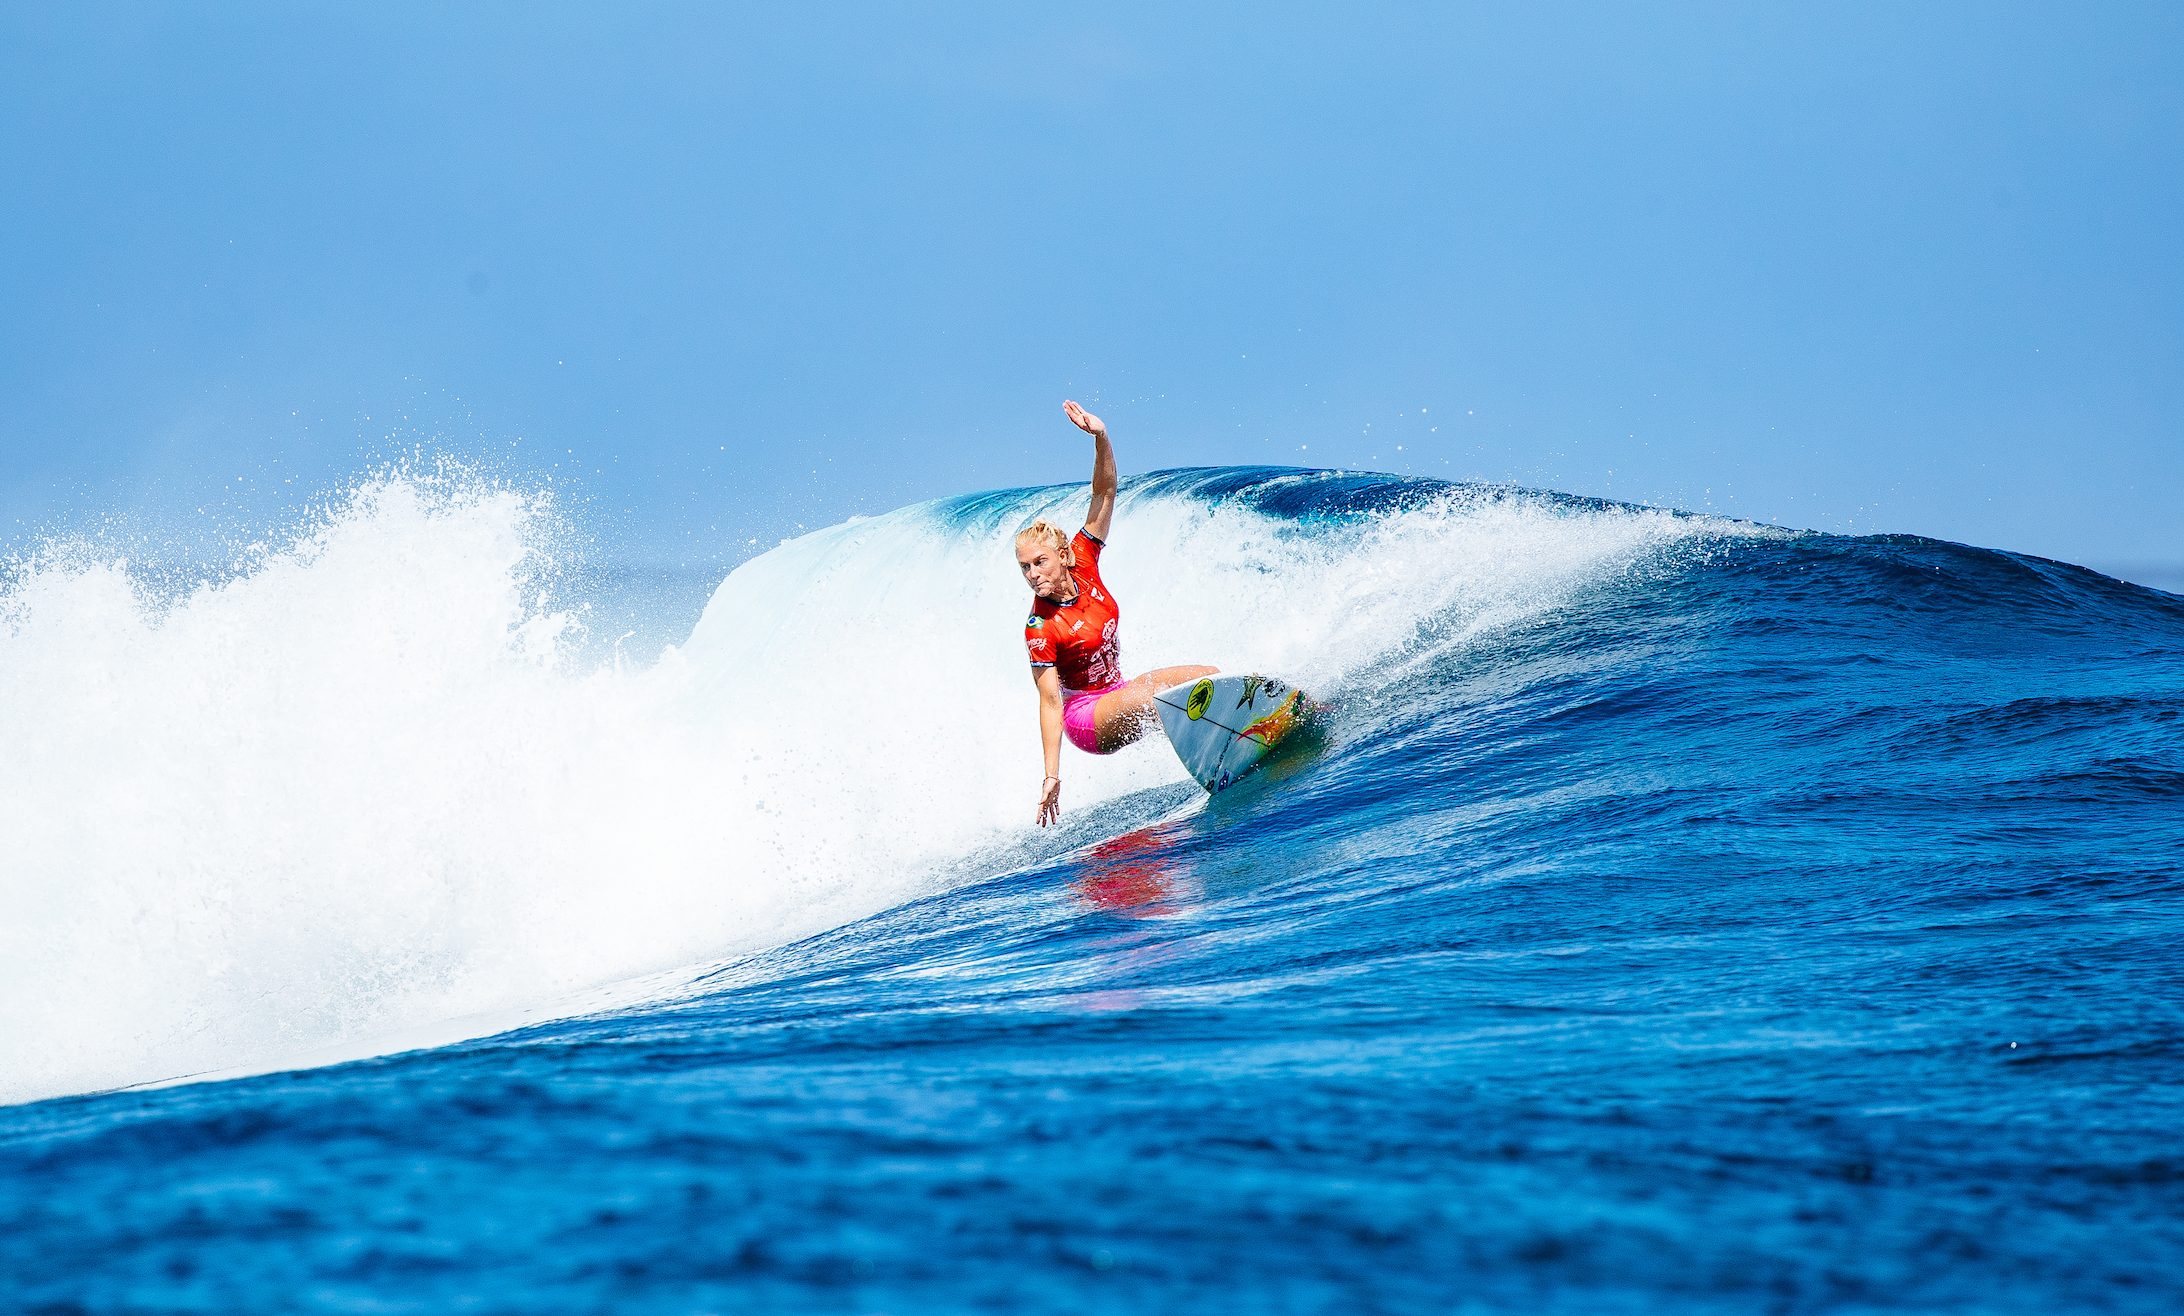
[1063, 400, 1106, 439]
[1036, 776, 1062, 828]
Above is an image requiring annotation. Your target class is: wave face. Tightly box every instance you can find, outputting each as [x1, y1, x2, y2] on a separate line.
[4, 466, 2183, 1309]
[0, 466, 1718, 1106]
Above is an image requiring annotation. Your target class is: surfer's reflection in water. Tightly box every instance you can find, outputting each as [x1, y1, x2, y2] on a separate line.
[1018, 400, 1215, 827]
[1073, 828, 1188, 917]
[1067, 828, 1199, 1015]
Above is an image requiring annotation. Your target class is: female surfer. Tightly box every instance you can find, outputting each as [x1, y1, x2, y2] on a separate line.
[1020, 400, 1215, 827]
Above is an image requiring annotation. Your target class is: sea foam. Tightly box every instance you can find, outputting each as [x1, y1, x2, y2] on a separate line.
[0, 467, 1723, 1105]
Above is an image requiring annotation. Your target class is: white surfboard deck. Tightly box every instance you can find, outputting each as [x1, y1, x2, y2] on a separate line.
[1153, 672, 1310, 793]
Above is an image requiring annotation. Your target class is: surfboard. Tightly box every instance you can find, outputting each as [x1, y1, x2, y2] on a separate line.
[1153, 672, 1311, 794]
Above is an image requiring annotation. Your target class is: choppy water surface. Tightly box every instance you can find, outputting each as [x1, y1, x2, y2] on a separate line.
[4, 468, 2181, 1311]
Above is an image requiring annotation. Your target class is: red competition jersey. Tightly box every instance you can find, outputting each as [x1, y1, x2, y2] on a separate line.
[1024, 529, 1123, 692]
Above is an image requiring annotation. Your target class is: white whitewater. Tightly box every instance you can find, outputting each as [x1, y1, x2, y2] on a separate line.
[0, 467, 1730, 1105]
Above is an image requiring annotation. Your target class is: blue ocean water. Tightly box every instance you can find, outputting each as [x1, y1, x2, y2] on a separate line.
[4, 468, 2182, 1311]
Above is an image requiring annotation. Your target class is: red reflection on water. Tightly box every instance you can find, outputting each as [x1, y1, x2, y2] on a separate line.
[1072, 826, 1185, 916]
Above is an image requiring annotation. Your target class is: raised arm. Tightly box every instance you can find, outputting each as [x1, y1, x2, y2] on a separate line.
[1064, 400, 1116, 542]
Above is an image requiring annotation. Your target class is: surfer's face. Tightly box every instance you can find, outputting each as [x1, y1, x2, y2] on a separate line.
[1017, 539, 1071, 600]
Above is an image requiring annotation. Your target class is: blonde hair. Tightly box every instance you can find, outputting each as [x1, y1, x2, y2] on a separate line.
[1014, 519, 1075, 567]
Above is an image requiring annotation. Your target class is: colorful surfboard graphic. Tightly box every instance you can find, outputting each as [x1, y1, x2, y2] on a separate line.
[1240, 689, 1303, 746]
[1153, 672, 1313, 793]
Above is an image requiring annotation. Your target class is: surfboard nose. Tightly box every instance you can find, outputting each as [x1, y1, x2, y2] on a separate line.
[1154, 672, 1313, 793]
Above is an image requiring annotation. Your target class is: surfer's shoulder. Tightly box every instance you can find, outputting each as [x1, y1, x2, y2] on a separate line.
[1072, 527, 1105, 572]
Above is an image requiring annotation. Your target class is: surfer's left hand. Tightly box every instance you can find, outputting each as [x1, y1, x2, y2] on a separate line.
[1063, 400, 1106, 439]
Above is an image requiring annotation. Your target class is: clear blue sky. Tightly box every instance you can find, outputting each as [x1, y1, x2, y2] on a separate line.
[3, 3, 2179, 576]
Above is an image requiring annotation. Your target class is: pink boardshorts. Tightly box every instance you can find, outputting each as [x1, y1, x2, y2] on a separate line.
[1062, 681, 1126, 755]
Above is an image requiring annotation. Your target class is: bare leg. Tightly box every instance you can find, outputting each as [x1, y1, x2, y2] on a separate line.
[1092, 664, 1219, 752]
